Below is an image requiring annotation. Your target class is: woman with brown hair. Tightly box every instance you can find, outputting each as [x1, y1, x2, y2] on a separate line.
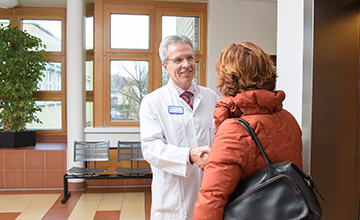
[193, 41, 303, 220]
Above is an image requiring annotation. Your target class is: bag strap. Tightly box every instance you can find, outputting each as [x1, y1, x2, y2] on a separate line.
[236, 118, 271, 165]
[292, 161, 325, 200]
[236, 118, 279, 177]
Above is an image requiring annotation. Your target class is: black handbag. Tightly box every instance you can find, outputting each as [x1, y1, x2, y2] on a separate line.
[224, 118, 324, 220]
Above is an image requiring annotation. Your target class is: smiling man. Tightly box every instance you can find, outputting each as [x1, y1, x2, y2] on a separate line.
[139, 34, 219, 220]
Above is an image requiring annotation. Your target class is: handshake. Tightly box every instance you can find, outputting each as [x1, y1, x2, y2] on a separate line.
[190, 146, 210, 171]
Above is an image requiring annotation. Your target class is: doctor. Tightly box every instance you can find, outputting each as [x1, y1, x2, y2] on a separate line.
[140, 34, 219, 220]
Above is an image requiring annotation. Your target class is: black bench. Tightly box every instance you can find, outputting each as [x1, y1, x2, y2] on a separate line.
[61, 140, 152, 204]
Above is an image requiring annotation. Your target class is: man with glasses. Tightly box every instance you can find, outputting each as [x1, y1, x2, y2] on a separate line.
[140, 34, 219, 219]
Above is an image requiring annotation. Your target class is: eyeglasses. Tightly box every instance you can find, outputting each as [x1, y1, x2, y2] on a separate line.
[167, 55, 195, 65]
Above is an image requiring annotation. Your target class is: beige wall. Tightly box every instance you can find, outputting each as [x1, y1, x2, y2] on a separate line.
[206, 0, 277, 93]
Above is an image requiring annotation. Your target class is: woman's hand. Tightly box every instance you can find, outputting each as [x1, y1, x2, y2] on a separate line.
[190, 146, 210, 170]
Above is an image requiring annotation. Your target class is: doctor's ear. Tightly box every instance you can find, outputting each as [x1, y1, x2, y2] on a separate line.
[162, 62, 170, 74]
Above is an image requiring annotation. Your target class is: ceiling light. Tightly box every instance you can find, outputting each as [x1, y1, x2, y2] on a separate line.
[0, 0, 19, 9]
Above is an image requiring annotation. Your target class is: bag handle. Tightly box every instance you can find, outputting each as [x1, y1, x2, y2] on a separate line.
[236, 118, 271, 165]
[236, 118, 279, 177]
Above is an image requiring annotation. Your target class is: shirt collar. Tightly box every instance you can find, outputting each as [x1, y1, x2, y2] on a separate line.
[170, 79, 195, 95]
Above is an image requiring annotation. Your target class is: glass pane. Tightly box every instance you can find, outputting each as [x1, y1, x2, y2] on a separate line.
[86, 101, 93, 127]
[110, 14, 149, 49]
[86, 16, 94, 50]
[0, 19, 10, 26]
[161, 68, 170, 86]
[38, 62, 61, 91]
[194, 62, 199, 84]
[110, 60, 149, 121]
[162, 62, 199, 86]
[26, 101, 62, 130]
[162, 16, 200, 50]
[86, 60, 93, 91]
[22, 20, 62, 52]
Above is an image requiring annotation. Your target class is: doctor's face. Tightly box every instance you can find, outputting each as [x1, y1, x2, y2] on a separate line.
[163, 42, 195, 90]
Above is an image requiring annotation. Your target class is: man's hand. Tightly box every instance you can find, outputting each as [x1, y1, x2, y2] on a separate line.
[190, 146, 210, 170]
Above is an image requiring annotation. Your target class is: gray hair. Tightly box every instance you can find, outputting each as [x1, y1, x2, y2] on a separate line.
[158, 34, 194, 64]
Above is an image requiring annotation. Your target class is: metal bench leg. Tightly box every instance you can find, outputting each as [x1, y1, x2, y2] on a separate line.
[61, 174, 71, 204]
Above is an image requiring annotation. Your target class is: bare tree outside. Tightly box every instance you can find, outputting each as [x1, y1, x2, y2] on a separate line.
[110, 60, 148, 121]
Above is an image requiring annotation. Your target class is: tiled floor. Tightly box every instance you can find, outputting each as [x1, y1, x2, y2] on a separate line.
[0, 187, 151, 220]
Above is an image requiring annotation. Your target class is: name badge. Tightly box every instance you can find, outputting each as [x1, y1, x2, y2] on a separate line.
[168, 105, 184, 114]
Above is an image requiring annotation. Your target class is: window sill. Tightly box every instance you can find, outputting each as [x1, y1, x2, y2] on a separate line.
[84, 126, 140, 134]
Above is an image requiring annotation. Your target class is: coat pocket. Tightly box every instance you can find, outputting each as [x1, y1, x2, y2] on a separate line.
[152, 177, 181, 213]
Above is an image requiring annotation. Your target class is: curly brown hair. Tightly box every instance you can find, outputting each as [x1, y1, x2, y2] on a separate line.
[215, 41, 277, 96]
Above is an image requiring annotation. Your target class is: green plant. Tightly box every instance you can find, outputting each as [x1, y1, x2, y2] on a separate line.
[0, 24, 46, 132]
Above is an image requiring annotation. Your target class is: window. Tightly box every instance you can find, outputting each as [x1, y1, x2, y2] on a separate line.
[39, 62, 62, 91]
[106, 12, 151, 123]
[162, 16, 200, 50]
[26, 101, 62, 130]
[86, 11, 94, 127]
[110, 14, 149, 50]
[22, 20, 62, 52]
[110, 60, 149, 121]
[95, 1, 207, 127]
[17, 9, 67, 134]
[0, 19, 9, 26]
[86, 16, 94, 50]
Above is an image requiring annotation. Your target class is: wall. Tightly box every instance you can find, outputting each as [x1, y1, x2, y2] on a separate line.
[85, 127, 140, 147]
[206, 0, 301, 125]
[277, 0, 303, 126]
[277, 0, 308, 171]
[0, 144, 67, 190]
[207, 0, 277, 94]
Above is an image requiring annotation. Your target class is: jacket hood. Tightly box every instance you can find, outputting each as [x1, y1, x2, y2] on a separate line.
[214, 89, 285, 132]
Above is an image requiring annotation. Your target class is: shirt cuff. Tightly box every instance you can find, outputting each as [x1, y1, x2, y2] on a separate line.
[188, 148, 194, 165]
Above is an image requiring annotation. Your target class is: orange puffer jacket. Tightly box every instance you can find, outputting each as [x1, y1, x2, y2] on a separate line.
[193, 90, 303, 220]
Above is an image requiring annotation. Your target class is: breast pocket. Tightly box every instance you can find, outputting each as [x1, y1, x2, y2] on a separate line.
[163, 114, 188, 144]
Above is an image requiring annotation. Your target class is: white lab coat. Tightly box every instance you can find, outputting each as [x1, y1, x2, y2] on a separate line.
[140, 81, 219, 220]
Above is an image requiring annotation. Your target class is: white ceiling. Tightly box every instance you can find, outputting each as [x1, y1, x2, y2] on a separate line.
[15, 0, 275, 8]
[17, 0, 94, 7]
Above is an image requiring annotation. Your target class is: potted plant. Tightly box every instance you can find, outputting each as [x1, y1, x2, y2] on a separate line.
[0, 24, 46, 147]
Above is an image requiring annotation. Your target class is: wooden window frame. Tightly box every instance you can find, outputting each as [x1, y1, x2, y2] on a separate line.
[93, 0, 207, 127]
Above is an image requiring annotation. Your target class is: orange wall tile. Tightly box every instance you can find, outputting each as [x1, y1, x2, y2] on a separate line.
[46, 170, 65, 188]
[105, 179, 125, 187]
[46, 150, 66, 170]
[26, 170, 45, 188]
[0, 150, 3, 170]
[2, 146, 67, 190]
[0, 171, 4, 189]
[86, 179, 106, 187]
[5, 150, 24, 170]
[5, 170, 24, 189]
[0, 145, 151, 190]
[25, 150, 45, 169]
[126, 178, 144, 186]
